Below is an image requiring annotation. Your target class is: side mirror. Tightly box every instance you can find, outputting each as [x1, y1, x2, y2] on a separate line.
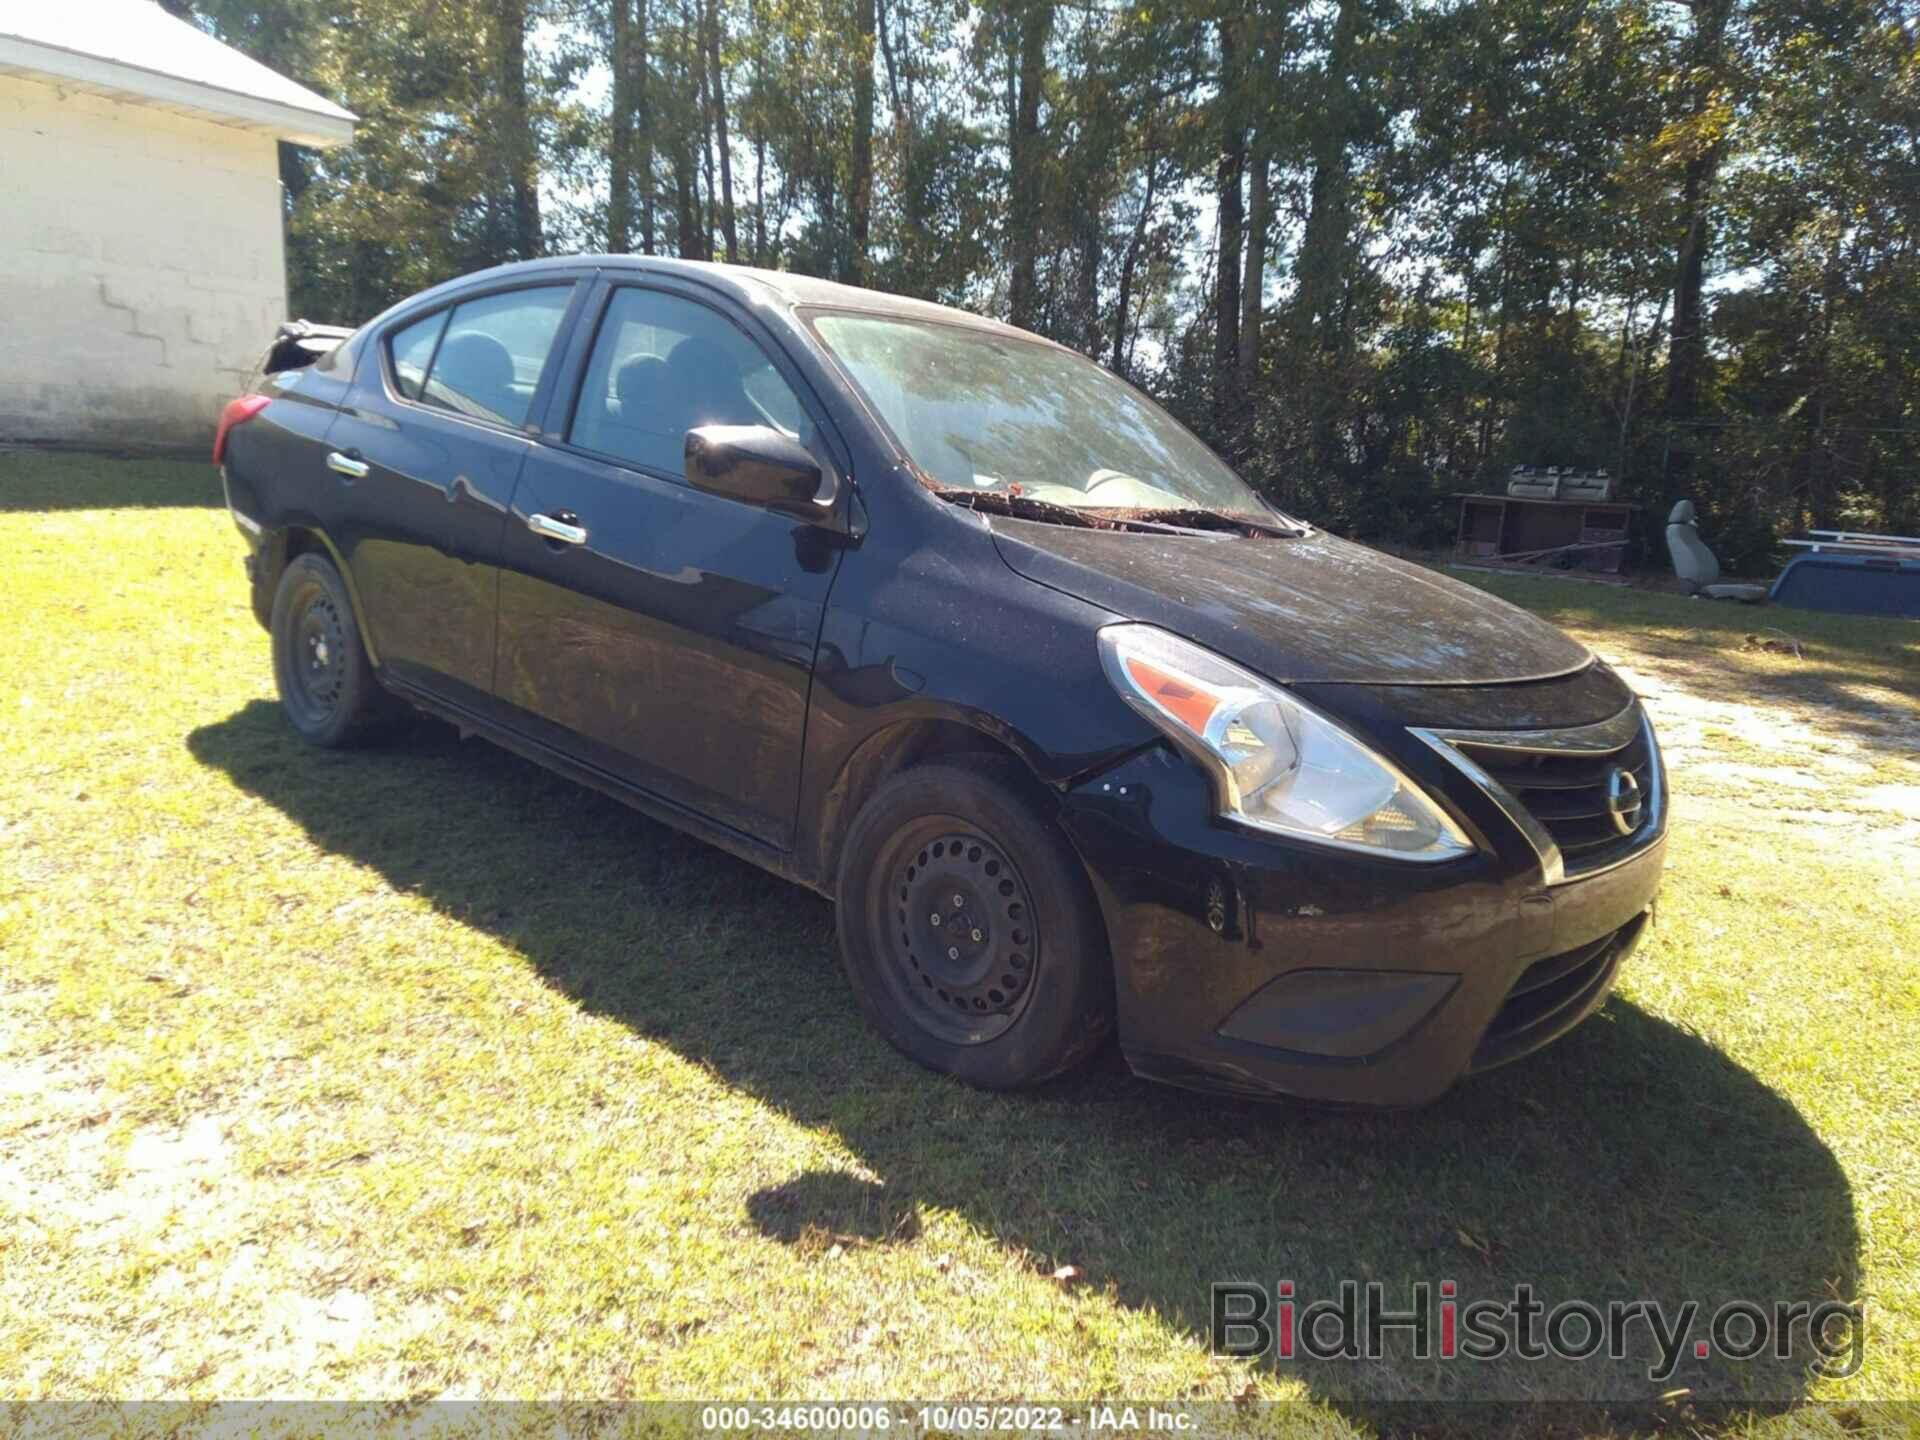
[685, 424, 835, 521]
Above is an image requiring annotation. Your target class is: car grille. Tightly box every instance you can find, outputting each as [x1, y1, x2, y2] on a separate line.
[1470, 912, 1647, 1071]
[1449, 720, 1656, 874]
[1413, 704, 1662, 884]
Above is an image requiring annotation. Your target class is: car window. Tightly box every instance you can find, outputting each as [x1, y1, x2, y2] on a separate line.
[569, 288, 806, 477]
[388, 312, 447, 401]
[408, 287, 571, 429]
[811, 310, 1282, 521]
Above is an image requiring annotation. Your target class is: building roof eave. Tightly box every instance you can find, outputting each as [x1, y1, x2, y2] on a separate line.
[0, 36, 355, 149]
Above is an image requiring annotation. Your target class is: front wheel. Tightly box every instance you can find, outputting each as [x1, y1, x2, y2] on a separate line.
[835, 758, 1113, 1089]
[269, 552, 397, 747]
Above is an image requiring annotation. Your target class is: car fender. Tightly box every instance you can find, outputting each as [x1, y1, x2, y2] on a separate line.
[794, 513, 1161, 890]
[254, 519, 384, 669]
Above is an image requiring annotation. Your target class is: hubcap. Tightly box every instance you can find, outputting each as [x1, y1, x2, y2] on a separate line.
[883, 829, 1037, 1044]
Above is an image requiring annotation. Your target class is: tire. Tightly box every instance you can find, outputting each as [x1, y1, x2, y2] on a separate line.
[269, 552, 397, 747]
[835, 757, 1114, 1089]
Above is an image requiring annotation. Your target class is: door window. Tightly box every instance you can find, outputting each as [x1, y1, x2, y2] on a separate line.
[569, 288, 806, 477]
[390, 286, 572, 429]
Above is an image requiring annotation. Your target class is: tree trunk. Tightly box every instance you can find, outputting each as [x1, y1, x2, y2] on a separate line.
[693, 2, 717, 263]
[877, 0, 907, 128]
[704, 0, 738, 262]
[1663, 0, 1733, 425]
[637, 0, 655, 254]
[1237, 128, 1270, 397]
[1212, 14, 1244, 424]
[673, 138, 698, 259]
[1664, 155, 1717, 423]
[753, 132, 767, 265]
[846, 0, 876, 283]
[1112, 150, 1158, 379]
[609, 0, 633, 252]
[496, 0, 541, 260]
[1292, 0, 1362, 353]
[1294, 134, 1355, 361]
[1072, 202, 1100, 356]
[1006, 0, 1052, 330]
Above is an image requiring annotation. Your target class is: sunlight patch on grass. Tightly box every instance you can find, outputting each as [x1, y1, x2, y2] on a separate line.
[2, 457, 1915, 1427]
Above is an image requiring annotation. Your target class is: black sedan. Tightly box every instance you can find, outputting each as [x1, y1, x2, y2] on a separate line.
[216, 257, 1666, 1105]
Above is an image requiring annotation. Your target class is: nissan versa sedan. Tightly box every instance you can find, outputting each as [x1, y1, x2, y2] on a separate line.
[216, 256, 1666, 1105]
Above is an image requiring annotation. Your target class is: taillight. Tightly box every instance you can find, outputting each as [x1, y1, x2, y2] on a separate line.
[212, 393, 272, 465]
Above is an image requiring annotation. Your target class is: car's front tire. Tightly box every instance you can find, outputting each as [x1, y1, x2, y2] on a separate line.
[269, 552, 397, 747]
[835, 758, 1114, 1089]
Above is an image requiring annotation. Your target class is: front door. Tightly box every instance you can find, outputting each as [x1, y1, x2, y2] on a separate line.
[327, 282, 578, 714]
[493, 280, 847, 848]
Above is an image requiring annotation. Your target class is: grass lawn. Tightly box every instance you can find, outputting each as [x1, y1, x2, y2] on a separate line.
[2, 451, 1916, 1431]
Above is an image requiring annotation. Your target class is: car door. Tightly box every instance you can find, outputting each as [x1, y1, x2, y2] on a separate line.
[493, 278, 850, 848]
[325, 280, 583, 716]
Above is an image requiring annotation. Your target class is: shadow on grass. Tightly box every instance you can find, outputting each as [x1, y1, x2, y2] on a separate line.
[189, 701, 1862, 1427]
[0, 451, 221, 511]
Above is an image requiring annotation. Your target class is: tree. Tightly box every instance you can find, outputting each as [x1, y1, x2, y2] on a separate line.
[178, 0, 1915, 553]
[1003, 0, 1052, 330]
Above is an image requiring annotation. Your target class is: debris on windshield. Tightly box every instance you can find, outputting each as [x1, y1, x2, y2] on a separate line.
[1121, 506, 1311, 540]
[930, 487, 1301, 537]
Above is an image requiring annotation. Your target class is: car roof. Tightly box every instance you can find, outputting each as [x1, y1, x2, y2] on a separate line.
[438, 255, 1054, 347]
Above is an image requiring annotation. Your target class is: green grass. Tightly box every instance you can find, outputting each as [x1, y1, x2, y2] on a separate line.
[2, 454, 1916, 1432]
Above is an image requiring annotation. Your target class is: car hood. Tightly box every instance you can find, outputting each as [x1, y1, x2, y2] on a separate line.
[989, 518, 1593, 685]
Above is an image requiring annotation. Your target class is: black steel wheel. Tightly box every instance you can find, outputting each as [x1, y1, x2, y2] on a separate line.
[836, 757, 1113, 1088]
[880, 823, 1040, 1045]
[269, 552, 398, 748]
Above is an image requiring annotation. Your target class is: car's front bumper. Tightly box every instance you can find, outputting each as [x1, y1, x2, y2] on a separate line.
[1058, 740, 1666, 1107]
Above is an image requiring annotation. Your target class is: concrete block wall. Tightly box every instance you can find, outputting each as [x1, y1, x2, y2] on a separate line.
[0, 73, 288, 448]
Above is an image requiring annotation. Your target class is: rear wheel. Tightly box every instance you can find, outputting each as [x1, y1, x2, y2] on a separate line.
[835, 758, 1113, 1089]
[269, 552, 397, 747]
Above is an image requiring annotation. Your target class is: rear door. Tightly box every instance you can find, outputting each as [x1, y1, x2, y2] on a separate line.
[493, 277, 849, 848]
[325, 280, 584, 715]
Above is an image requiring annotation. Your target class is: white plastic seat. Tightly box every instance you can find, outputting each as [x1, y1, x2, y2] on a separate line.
[1666, 501, 1770, 602]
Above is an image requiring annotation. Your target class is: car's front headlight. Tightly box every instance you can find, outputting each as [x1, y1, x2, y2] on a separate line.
[1097, 624, 1475, 862]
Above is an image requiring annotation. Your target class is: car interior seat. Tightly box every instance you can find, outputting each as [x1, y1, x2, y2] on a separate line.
[571, 354, 674, 469]
[662, 335, 759, 436]
[614, 355, 669, 419]
[1665, 500, 1770, 602]
[433, 332, 522, 425]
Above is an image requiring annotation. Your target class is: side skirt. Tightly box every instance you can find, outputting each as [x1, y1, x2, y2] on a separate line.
[381, 676, 826, 897]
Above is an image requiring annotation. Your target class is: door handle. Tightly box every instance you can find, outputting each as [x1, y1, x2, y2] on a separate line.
[527, 511, 588, 545]
[326, 450, 369, 480]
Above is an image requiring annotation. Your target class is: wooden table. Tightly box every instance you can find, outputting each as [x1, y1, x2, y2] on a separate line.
[1452, 493, 1640, 580]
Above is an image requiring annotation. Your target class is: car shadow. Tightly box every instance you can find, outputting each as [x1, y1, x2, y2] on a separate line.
[0, 451, 221, 512]
[188, 701, 1862, 1426]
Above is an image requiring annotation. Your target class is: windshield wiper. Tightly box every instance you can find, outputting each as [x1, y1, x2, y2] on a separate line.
[933, 489, 1228, 536]
[930, 488, 1102, 527]
[1108, 505, 1311, 539]
[930, 488, 1311, 539]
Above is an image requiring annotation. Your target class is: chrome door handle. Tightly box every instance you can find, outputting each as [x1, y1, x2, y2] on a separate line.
[527, 512, 588, 545]
[326, 451, 369, 479]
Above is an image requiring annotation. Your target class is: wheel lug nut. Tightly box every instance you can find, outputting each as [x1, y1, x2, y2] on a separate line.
[952, 894, 964, 908]
[971, 929, 983, 942]
[930, 913, 941, 926]
[948, 947, 960, 960]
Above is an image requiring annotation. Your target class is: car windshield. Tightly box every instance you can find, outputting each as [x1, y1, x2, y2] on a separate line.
[809, 311, 1291, 526]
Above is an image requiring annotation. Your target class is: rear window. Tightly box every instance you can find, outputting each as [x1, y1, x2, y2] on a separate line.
[386, 286, 573, 428]
[389, 313, 447, 401]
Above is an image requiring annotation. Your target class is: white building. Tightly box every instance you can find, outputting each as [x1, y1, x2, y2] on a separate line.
[0, 0, 354, 449]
